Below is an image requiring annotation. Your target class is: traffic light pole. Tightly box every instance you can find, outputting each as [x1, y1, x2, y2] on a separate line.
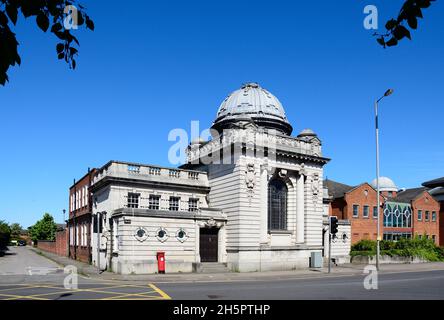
[328, 232, 332, 274]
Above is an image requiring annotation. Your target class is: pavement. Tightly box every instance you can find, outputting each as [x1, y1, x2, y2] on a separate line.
[28, 245, 444, 283]
[2, 246, 444, 299]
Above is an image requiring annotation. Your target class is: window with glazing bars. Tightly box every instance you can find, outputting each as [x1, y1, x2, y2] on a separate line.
[169, 197, 180, 211]
[127, 193, 139, 209]
[268, 179, 287, 230]
[188, 198, 198, 212]
[149, 195, 161, 210]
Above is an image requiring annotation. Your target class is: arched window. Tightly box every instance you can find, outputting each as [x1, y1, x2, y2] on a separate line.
[268, 178, 288, 230]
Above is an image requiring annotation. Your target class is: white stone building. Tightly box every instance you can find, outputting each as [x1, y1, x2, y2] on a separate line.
[90, 83, 333, 274]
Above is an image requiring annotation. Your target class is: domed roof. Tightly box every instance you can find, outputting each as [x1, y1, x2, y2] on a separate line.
[298, 128, 317, 138]
[370, 177, 398, 192]
[211, 83, 293, 135]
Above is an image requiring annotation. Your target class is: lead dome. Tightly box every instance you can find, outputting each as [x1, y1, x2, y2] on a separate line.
[211, 83, 293, 135]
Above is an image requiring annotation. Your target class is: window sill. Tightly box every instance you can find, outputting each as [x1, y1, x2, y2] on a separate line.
[268, 230, 292, 235]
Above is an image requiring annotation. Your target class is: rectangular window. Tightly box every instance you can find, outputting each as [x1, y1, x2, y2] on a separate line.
[188, 198, 198, 212]
[418, 210, 422, 221]
[363, 205, 369, 218]
[353, 205, 359, 218]
[127, 193, 140, 209]
[432, 235, 436, 243]
[149, 195, 161, 210]
[373, 206, 378, 219]
[425, 211, 430, 221]
[432, 211, 437, 222]
[169, 197, 180, 211]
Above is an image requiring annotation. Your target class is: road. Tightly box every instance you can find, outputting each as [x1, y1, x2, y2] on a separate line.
[158, 270, 444, 300]
[1, 247, 444, 300]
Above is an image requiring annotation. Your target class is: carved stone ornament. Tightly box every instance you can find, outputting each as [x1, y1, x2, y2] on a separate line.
[278, 169, 288, 178]
[299, 163, 307, 176]
[198, 218, 223, 229]
[207, 218, 217, 228]
[311, 173, 320, 209]
[245, 163, 256, 202]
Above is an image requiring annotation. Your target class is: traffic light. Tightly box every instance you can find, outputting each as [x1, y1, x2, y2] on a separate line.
[330, 216, 339, 235]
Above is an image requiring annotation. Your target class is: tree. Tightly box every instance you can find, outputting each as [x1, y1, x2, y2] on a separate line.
[376, 0, 436, 48]
[9, 222, 22, 238]
[0, 220, 11, 250]
[29, 213, 57, 242]
[0, 0, 94, 86]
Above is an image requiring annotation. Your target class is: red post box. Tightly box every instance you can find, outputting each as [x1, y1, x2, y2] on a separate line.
[157, 252, 165, 274]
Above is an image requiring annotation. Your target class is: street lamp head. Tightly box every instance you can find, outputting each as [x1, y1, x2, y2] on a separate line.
[384, 89, 394, 97]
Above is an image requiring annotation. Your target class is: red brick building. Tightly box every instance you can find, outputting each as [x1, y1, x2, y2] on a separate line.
[422, 177, 444, 246]
[68, 168, 97, 263]
[325, 180, 383, 244]
[325, 178, 440, 245]
[395, 187, 440, 244]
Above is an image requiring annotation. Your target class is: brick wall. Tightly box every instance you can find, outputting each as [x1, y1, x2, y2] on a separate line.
[440, 203, 444, 247]
[412, 192, 440, 245]
[343, 183, 383, 244]
[37, 230, 68, 256]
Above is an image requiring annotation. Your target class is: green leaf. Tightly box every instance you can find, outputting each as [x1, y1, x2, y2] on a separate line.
[411, 6, 423, 18]
[56, 43, 64, 54]
[51, 22, 62, 33]
[417, 0, 432, 8]
[407, 16, 418, 29]
[376, 37, 386, 46]
[385, 19, 397, 30]
[393, 25, 411, 40]
[86, 17, 94, 31]
[58, 52, 65, 60]
[0, 11, 8, 27]
[69, 47, 78, 55]
[36, 13, 50, 32]
[386, 37, 398, 47]
[6, 4, 18, 25]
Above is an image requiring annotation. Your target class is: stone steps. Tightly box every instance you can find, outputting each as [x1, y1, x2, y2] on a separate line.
[197, 263, 231, 273]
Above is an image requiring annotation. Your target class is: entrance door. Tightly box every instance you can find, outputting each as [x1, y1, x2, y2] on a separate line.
[199, 228, 219, 262]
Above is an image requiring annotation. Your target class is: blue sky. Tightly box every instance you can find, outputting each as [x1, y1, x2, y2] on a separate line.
[1, 0, 443, 227]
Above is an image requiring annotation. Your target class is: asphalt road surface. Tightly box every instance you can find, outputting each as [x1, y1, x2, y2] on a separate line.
[156, 270, 444, 300]
[1, 247, 444, 300]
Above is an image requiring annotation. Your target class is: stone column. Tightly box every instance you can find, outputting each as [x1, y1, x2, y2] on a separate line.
[296, 172, 305, 243]
[260, 166, 269, 244]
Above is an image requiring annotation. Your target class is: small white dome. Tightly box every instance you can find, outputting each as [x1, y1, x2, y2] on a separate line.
[212, 83, 293, 135]
[370, 177, 398, 192]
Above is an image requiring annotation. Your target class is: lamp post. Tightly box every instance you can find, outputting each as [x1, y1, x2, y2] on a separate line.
[375, 88, 394, 271]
